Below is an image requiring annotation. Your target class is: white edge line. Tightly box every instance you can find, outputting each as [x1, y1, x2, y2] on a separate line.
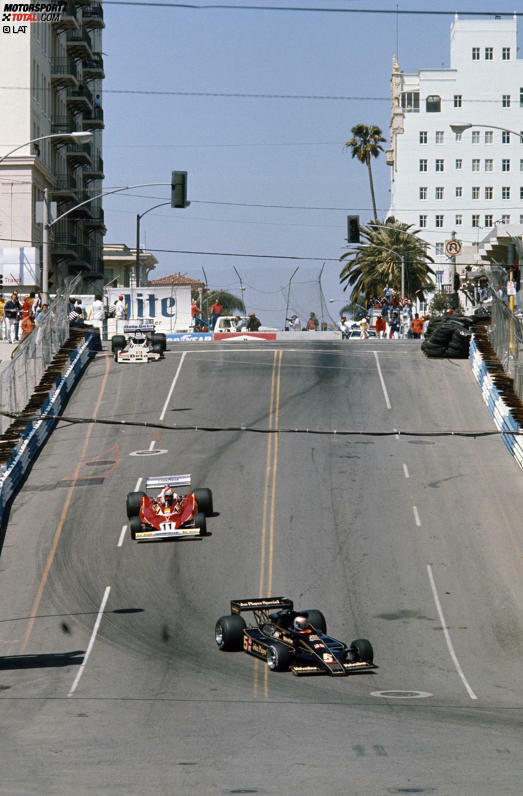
[403, 463, 410, 478]
[117, 525, 127, 547]
[374, 351, 391, 410]
[426, 565, 478, 700]
[160, 350, 187, 421]
[413, 506, 421, 526]
[68, 586, 111, 697]
[134, 477, 143, 491]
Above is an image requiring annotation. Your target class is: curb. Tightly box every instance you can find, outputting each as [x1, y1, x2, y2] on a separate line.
[0, 333, 99, 523]
[470, 338, 523, 470]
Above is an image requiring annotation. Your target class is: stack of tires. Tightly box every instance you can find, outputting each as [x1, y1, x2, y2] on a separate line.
[421, 314, 473, 359]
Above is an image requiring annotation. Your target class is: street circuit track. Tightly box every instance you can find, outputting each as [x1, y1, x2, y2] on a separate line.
[0, 340, 522, 795]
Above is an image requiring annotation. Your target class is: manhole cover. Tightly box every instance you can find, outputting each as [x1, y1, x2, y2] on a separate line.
[129, 449, 167, 457]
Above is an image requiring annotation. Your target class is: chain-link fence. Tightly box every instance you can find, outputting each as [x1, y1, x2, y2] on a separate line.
[0, 280, 79, 435]
[489, 291, 523, 403]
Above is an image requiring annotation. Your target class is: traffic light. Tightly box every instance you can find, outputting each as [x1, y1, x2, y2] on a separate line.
[453, 272, 460, 292]
[347, 215, 360, 243]
[171, 171, 189, 208]
[514, 266, 520, 293]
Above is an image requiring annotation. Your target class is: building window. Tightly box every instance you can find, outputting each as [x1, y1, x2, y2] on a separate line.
[435, 131, 444, 144]
[401, 91, 420, 112]
[419, 215, 427, 228]
[455, 131, 462, 142]
[435, 186, 444, 199]
[485, 186, 493, 199]
[426, 95, 441, 113]
[435, 159, 444, 172]
[485, 159, 493, 171]
[484, 215, 493, 227]
[521, 187, 523, 199]
[454, 94, 462, 108]
[501, 215, 511, 224]
[502, 94, 511, 108]
[472, 187, 480, 199]
[435, 215, 444, 228]
[521, 88, 523, 106]
[455, 158, 462, 169]
[472, 131, 480, 144]
[455, 214, 463, 225]
[521, 215, 523, 224]
[419, 159, 428, 172]
[472, 159, 480, 171]
[419, 131, 428, 144]
[502, 47, 511, 60]
[502, 131, 510, 143]
[472, 47, 480, 60]
[419, 186, 427, 199]
[435, 242, 444, 256]
[472, 215, 480, 227]
[502, 159, 510, 172]
[485, 47, 493, 60]
[455, 186, 462, 198]
[502, 186, 510, 199]
[485, 131, 493, 144]
[521, 158, 523, 171]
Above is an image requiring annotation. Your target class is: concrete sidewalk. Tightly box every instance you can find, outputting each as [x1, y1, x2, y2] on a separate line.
[0, 339, 16, 377]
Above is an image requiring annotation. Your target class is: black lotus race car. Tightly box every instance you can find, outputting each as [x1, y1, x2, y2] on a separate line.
[215, 597, 375, 677]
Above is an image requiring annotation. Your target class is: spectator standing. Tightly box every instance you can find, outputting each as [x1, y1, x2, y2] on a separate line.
[209, 298, 223, 330]
[339, 316, 350, 339]
[411, 313, 424, 339]
[389, 313, 401, 339]
[114, 295, 127, 320]
[75, 298, 86, 320]
[306, 312, 319, 331]
[360, 316, 369, 338]
[88, 294, 105, 321]
[246, 312, 261, 331]
[4, 292, 21, 343]
[191, 299, 201, 319]
[0, 295, 5, 340]
[32, 291, 42, 317]
[21, 291, 35, 320]
[290, 314, 301, 331]
[375, 315, 386, 338]
[20, 312, 35, 341]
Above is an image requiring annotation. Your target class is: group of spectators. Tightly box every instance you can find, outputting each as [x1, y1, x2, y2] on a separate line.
[365, 290, 426, 339]
[0, 291, 50, 343]
[191, 298, 262, 331]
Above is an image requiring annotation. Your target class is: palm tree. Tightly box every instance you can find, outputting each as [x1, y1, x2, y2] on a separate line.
[192, 287, 245, 319]
[339, 217, 435, 304]
[344, 124, 386, 222]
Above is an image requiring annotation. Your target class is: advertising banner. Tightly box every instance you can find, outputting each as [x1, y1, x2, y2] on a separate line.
[169, 333, 213, 342]
[0, 247, 40, 287]
[106, 286, 192, 333]
[214, 332, 277, 341]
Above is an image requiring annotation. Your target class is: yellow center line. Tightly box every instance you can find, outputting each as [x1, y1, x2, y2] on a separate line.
[18, 353, 111, 654]
[254, 349, 283, 699]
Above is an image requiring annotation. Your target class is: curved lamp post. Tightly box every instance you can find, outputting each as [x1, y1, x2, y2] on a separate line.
[0, 131, 92, 166]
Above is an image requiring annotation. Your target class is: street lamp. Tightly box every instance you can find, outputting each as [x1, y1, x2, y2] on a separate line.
[450, 122, 522, 139]
[0, 131, 92, 166]
[136, 201, 171, 286]
[0, 131, 93, 302]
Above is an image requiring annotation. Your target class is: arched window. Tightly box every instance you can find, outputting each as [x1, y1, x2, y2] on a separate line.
[426, 95, 441, 113]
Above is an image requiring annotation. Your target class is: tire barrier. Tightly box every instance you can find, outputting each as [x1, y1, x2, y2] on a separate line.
[420, 311, 488, 359]
[470, 338, 523, 470]
[0, 332, 99, 525]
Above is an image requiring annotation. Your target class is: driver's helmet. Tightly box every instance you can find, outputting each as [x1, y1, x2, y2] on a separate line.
[161, 488, 178, 507]
[294, 615, 308, 632]
[133, 332, 145, 345]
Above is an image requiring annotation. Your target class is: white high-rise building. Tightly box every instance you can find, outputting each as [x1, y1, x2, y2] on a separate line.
[0, 4, 105, 293]
[387, 14, 523, 292]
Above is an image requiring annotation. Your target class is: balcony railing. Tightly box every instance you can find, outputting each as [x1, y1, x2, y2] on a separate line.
[66, 29, 93, 57]
[82, 105, 104, 130]
[82, 54, 104, 79]
[66, 84, 93, 112]
[51, 117, 77, 135]
[50, 58, 79, 87]
[83, 5, 104, 27]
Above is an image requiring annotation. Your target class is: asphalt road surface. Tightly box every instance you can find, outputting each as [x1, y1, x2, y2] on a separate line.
[0, 340, 522, 795]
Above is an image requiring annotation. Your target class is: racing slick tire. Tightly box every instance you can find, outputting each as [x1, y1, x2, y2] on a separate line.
[266, 642, 291, 672]
[304, 609, 327, 634]
[111, 334, 126, 353]
[193, 511, 207, 536]
[348, 638, 374, 664]
[126, 491, 146, 519]
[151, 343, 164, 358]
[193, 487, 213, 515]
[130, 516, 142, 540]
[152, 333, 167, 353]
[215, 614, 246, 651]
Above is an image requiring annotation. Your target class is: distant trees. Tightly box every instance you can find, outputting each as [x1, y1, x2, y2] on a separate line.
[344, 124, 386, 222]
[339, 217, 435, 304]
[191, 287, 245, 317]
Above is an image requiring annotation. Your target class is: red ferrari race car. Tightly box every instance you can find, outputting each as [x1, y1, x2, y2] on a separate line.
[126, 475, 213, 541]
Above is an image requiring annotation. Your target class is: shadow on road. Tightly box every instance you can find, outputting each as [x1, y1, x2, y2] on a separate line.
[0, 650, 84, 670]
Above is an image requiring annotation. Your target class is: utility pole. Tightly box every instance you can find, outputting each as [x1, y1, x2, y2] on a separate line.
[42, 188, 49, 303]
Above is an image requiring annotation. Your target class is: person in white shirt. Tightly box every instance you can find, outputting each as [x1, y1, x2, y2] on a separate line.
[88, 294, 105, 321]
[114, 295, 126, 319]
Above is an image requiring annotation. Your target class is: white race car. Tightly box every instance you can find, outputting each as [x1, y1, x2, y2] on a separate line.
[111, 323, 167, 363]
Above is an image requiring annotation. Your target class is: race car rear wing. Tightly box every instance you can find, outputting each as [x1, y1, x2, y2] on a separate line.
[124, 323, 155, 334]
[146, 475, 191, 489]
[231, 597, 294, 614]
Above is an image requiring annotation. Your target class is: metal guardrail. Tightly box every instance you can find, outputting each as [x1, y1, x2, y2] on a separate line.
[489, 292, 523, 402]
[0, 282, 79, 435]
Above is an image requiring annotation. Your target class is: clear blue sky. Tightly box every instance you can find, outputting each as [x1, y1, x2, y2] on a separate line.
[102, 1, 522, 327]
